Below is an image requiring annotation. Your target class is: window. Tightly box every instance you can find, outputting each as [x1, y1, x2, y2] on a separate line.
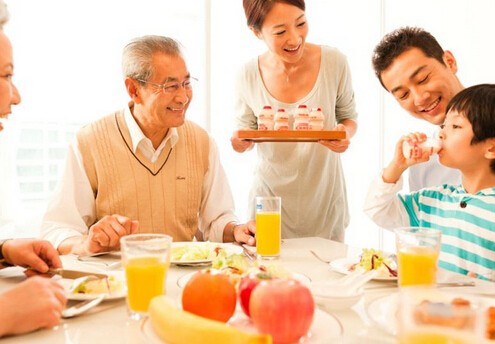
[1, 0, 205, 238]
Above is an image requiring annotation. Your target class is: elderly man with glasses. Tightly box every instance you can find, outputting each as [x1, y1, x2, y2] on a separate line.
[41, 36, 256, 255]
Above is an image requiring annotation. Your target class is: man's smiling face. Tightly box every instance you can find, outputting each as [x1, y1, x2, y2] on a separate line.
[381, 47, 463, 125]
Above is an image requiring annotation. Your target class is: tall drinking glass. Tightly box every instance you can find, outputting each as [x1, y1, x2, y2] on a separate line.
[395, 227, 441, 287]
[255, 196, 281, 260]
[121, 234, 172, 320]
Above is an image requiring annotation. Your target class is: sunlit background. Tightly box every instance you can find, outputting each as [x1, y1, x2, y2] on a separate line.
[1, 0, 494, 253]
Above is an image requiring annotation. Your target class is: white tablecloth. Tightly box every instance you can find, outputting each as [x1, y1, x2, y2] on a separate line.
[0, 237, 492, 344]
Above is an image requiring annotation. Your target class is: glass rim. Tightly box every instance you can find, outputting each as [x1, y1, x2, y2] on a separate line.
[394, 226, 441, 237]
[120, 233, 173, 243]
[255, 196, 281, 201]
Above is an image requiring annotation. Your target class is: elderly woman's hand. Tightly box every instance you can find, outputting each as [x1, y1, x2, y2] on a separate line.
[0, 276, 67, 337]
[2, 239, 62, 274]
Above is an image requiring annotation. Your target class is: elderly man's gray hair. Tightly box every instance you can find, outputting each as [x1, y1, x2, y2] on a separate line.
[122, 35, 184, 82]
[0, 0, 9, 29]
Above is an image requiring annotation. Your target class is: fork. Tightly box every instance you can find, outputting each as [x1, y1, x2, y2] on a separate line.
[234, 242, 257, 261]
[62, 294, 105, 318]
[309, 250, 330, 264]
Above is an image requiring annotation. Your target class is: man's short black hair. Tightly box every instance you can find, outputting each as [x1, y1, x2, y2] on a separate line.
[372, 27, 445, 90]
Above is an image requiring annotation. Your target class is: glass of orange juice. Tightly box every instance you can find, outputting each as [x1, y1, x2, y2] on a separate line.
[120, 234, 172, 320]
[395, 227, 441, 287]
[255, 196, 281, 260]
[397, 287, 486, 344]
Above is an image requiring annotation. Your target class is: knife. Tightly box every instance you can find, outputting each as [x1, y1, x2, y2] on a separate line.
[45, 268, 108, 280]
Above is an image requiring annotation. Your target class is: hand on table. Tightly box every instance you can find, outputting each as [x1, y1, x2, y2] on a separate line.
[0, 276, 67, 337]
[84, 214, 139, 254]
[231, 130, 254, 153]
[233, 220, 256, 246]
[2, 239, 62, 275]
[318, 123, 350, 153]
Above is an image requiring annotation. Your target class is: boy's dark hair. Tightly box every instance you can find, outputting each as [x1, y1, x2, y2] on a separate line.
[446, 84, 495, 174]
[372, 27, 445, 90]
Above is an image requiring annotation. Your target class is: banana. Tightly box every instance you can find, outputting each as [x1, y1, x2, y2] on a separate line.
[149, 296, 272, 344]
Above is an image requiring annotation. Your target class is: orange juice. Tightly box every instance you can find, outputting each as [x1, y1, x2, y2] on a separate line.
[399, 331, 477, 344]
[256, 212, 281, 257]
[398, 246, 439, 286]
[124, 256, 169, 312]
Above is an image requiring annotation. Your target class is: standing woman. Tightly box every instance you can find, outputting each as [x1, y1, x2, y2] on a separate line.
[231, 0, 358, 241]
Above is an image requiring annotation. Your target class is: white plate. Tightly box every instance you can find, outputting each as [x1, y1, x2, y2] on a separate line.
[59, 273, 126, 301]
[177, 270, 312, 289]
[366, 293, 399, 336]
[330, 257, 397, 281]
[171, 242, 243, 266]
[141, 308, 342, 344]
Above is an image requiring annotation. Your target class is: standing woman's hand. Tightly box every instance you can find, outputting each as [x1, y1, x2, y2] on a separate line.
[231, 130, 255, 153]
[318, 123, 351, 153]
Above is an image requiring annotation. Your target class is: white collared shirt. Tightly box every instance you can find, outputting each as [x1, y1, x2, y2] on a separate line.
[124, 107, 179, 162]
[40, 104, 238, 248]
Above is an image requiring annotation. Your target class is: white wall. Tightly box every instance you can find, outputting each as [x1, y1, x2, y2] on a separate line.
[1, 1, 495, 251]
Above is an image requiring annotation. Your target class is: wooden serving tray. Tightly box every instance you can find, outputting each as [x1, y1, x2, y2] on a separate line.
[238, 130, 346, 142]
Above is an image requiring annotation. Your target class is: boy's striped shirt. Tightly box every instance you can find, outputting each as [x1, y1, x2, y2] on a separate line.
[399, 184, 495, 280]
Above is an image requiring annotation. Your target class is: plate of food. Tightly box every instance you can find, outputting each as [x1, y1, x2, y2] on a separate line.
[140, 308, 342, 344]
[367, 290, 495, 340]
[177, 252, 311, 289]
[171, 242, 243, 266]
[330, 249, 398, 281]
[59, 274, 126, 301]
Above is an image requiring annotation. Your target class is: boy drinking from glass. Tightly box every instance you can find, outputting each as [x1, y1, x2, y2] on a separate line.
[365, 84, 495, 280]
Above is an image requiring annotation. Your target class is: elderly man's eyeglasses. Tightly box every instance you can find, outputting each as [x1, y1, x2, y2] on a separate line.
[137, 77, 198, 94]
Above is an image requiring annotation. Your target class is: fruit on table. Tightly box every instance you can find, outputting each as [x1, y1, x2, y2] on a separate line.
[182, 269, 236, 322]
[250, 279, 315, 344]
[149, 296, 272, 344]
[238, 273, 271, 317]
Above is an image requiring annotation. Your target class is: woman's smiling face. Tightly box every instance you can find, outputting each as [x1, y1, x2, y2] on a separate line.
[256, 2, 308, 64]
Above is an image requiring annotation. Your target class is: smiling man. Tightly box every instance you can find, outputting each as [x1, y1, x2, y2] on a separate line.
[372, 27, 463, 191]
[41, 36, 255, 254]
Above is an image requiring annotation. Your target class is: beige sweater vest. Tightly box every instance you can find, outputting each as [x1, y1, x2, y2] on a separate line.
[77, 110, 210, 241]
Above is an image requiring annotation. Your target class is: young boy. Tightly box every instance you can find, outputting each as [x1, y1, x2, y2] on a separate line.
[364, 84, 495, 280]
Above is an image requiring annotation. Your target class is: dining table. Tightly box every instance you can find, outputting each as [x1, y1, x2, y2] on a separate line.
[0, 237, 493, 344]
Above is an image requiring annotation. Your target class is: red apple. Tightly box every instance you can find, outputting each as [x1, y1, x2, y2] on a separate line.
[249, 279, 315, 344]
[238, 273, 271, 317]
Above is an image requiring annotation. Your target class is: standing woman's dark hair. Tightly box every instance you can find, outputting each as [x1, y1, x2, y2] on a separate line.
[243, 0, 305, 31]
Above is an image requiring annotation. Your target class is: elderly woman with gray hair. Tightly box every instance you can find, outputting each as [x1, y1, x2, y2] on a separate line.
[0, 0, 67, 337]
